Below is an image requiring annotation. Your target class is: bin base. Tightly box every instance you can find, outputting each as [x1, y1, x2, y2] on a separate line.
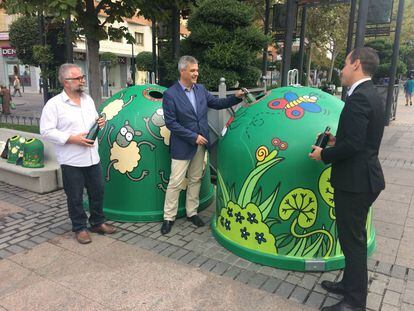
[211, 217, 376, 272]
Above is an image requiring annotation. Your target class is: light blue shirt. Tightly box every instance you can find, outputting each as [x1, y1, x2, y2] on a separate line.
[178, 80, 197, 114]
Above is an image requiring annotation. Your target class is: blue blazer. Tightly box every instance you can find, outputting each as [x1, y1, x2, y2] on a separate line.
[162, 82, 242, 160]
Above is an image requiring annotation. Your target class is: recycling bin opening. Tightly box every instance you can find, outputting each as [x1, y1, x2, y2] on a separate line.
[211, 86, 376, 272]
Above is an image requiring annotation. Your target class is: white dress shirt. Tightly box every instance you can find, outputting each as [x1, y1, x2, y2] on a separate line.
[40, 91, 100, 167]
[347, 77, 372, 97]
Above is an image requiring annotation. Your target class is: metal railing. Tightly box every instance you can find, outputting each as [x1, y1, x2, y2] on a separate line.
[0, 114, 40, 126]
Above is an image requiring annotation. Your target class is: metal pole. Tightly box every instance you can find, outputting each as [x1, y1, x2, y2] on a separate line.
[65, 16, 73, 63]
[342, 0, 357, 101]
[281, 0, 295, 86]
[355, 0, 369, 48]
[152, 16, 157, 83]
[131, 43, 136, 84]
[385, 0, 405, 125]
[38, 13, 48, 104]
[298, 5, 307, 84]
[262, 0, 271, 76]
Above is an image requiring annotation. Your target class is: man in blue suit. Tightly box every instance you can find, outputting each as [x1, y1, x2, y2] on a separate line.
[161, 55, 244, 234]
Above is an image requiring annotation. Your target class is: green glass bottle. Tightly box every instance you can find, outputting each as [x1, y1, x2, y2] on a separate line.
[241, 87, 256, 104]
[86, 115, 102, 144]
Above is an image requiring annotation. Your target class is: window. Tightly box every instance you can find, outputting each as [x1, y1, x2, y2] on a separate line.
[135, 32, 144, 46]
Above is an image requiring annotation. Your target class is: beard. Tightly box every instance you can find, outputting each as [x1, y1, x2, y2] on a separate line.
[73, 85, 85, 94]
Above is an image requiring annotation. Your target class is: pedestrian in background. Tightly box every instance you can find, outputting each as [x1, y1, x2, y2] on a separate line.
[404, 75, 414, 106]
[12, 75, 22, 97]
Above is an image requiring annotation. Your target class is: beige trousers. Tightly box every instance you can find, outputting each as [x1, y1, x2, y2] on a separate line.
[163, 145, 206, 221]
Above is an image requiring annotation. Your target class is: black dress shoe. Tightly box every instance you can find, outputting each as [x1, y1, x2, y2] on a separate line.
[321, 299, 364, 311]
[161, 220, 174, 235]
[187, 215, 205, 227]
[321, 280, 346, 295]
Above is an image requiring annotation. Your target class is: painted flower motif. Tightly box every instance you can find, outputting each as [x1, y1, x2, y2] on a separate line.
[255, 232, 267, 244]
[279, 188, 318, 229]
[227, 207, 234, 217]
[240, 227, 250, 240]
[247, 212, 258, 224]
[235, 211, 245, 224]
[225, 219, 231, 231]
[318, 166, 335, 208]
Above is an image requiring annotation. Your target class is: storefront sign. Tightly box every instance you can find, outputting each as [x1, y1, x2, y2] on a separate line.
[2, 47, 16, 58]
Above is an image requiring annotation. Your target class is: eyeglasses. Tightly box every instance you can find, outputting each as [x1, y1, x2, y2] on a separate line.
[65, 75, 86, 81]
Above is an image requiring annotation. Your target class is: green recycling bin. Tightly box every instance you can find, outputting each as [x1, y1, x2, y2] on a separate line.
[211, 86, 376, 272]
[23, 138, 44, 168]
[7, 135, 25, 164]
[96, 84, 214, 222]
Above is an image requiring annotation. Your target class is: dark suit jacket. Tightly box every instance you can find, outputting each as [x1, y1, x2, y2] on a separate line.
[163, 82, 242, 160]
[321, 80, 385, 193]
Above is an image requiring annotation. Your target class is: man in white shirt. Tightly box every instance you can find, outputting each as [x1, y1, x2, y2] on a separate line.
[40, 63, 116, 244]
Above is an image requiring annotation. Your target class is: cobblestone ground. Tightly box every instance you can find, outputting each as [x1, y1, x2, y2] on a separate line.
[1, 93, 414, 310]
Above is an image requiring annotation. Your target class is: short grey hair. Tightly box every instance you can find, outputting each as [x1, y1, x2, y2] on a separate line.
[178, 55, 198, 72]
[58, 63, 82, 84]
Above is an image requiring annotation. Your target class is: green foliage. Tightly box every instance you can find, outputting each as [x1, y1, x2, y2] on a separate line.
[182, 0, 269, 90]
[366, 38, 408, 81]
[135, 52, 153, 72]
[100, 52, 118, 67]
[8, 16, 39, 66]
[32, 45, 53, 65]
[0, 123, 39, 134]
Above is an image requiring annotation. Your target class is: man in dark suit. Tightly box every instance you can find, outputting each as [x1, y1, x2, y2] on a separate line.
[309, 47, 385, 311]
[161, 55, 244, 235]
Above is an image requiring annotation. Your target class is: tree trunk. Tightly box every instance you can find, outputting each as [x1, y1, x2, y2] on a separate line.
[86, 36, 102, 107]
[305, 43, 312, 86]
[328, 50, 338, 82]
[83, 0, 102, 107]
[171, 2, 180, 60]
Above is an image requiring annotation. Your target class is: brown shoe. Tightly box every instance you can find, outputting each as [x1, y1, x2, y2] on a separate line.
[75, 230, 92, 244]
[90, 223, 116, 234]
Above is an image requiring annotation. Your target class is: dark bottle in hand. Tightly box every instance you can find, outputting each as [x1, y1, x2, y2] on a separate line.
[312, 126, 331, 152]
[241, 87, 256, 105]
[86, 115, 102, 144]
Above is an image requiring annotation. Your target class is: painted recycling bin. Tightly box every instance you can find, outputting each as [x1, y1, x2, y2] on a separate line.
[211, 86, 375, 272]
[23, 138, 44, 168]
[96, 84, 214, 222]
[7, 134, 25, 164]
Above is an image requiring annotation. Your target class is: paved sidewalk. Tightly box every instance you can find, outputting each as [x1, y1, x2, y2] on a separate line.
[1, 93, 414, 310]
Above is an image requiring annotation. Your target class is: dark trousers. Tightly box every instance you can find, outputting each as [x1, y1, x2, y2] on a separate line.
[61, 163, 106, 232]
[334, 189, 380, 308]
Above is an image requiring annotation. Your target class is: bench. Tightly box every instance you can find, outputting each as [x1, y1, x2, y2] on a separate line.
[0, 128, 63, 193]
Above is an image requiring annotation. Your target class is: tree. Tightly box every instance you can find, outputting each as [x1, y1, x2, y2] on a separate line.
[400, 0, 414, 43]
[9, 15, 66, 94]
[2, 0, 141, 106]
[136, 51, 153, 72]
[182, 0, 269, 90]
[304, 4, 350, 86]
[365, 38, 407, 82]
[8, 16, 38, 65]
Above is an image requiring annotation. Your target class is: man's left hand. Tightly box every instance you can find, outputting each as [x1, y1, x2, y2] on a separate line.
[309, 145, 323, 161]
[97, 117, 106, 129]
[235, 89, 244, 98]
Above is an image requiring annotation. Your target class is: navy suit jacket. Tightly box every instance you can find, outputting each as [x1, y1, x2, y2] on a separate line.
[162, 82, 242, 160]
